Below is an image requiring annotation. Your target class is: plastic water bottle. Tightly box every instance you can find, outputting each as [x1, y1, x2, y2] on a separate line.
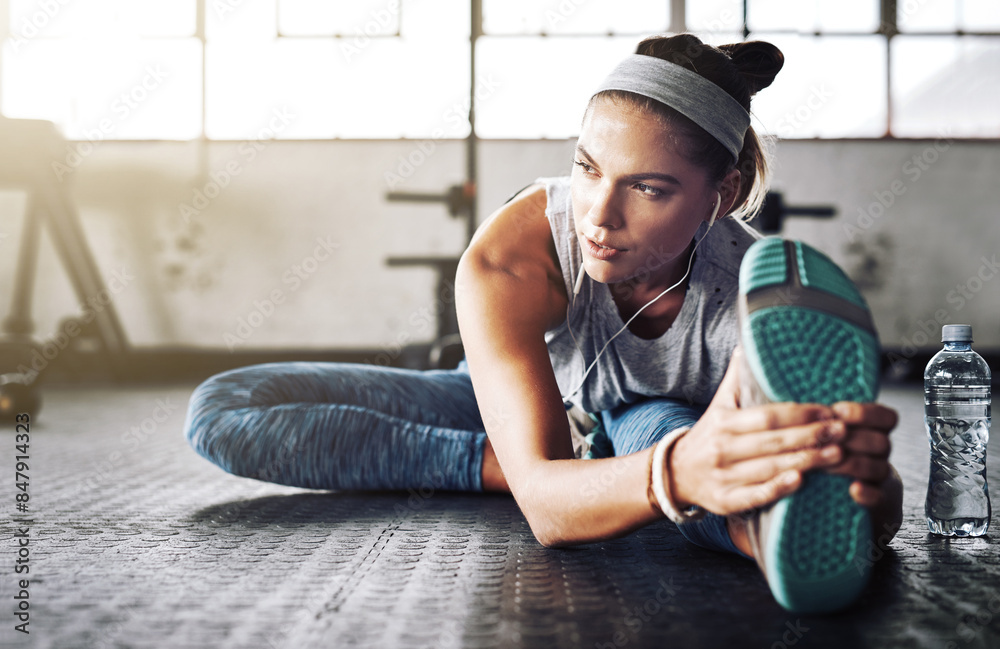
[924, 324, 992, 536]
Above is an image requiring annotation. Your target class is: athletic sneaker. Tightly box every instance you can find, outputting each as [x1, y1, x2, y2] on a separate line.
[737, 237, 881, 614]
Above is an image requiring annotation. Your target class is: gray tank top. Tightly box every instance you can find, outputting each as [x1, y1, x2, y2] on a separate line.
[537, 175, 763, 413]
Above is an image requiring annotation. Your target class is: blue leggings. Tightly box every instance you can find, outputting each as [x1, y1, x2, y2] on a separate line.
[183, 361, 748, 558]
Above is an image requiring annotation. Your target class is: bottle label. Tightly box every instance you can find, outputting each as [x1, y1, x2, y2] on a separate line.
[925, 403, 991, 418]
[926, 386, 990, 400]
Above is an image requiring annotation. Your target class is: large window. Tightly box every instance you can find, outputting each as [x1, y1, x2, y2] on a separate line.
[744, 0, 1000, 137]
[2, 0, 997, 139]
[3, 0, 202, 139]
[204, 0, 469, 139]
[2, 0, 470, 139]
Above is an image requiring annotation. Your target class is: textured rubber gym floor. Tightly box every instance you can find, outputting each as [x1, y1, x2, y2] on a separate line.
[0, 382, 997, 649]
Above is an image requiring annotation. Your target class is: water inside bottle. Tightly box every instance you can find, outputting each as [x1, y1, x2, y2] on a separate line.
[925, 384, 991, 536]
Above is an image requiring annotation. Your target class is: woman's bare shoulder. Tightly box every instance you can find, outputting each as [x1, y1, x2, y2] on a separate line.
[458, 181, 566, 329]
[507, 181, 547, 209]
[467, 182, 554, 275]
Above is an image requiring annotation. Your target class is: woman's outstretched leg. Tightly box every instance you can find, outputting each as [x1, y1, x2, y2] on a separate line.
[183, 361, 488, 492]
[600, 397, 752, 559]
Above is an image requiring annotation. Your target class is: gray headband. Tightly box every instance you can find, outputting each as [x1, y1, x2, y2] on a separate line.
[592, 54, 750, 161]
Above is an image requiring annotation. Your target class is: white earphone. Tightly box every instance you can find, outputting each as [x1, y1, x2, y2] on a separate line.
[563, 192, 722, 405]
[707, 190, 722, 229]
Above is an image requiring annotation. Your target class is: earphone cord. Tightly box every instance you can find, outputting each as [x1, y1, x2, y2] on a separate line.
[562, 195, 721, 406]
[562, 234, 702, 405]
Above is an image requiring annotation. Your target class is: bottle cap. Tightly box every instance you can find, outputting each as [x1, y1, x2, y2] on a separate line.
[941, 324, 973, 343]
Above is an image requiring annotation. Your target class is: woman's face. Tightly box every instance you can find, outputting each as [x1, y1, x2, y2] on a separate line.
[571, 97, 720, 289]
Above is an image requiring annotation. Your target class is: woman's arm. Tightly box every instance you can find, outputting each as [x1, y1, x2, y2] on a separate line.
[456, 184, 663, 547]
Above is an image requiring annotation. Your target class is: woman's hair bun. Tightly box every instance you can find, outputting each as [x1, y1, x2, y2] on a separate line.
[718, 41, 784, 96]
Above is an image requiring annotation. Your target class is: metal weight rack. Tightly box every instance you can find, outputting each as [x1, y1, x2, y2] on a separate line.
[0, 117, 130, 421]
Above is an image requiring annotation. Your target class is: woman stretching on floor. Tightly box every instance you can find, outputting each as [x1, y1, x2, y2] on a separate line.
[184, 33, 903, 614]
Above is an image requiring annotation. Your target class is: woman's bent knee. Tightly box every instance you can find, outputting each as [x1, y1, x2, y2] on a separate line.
[183, 368, 259, 466]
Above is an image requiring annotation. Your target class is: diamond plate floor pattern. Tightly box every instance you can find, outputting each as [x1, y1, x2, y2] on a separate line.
[0, 383, 998, 649]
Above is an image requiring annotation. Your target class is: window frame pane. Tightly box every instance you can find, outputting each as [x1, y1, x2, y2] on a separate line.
[890, 35, 1000, 138]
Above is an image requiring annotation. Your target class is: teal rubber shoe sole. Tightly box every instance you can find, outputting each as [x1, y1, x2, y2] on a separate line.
[739, 237, 880, 614]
